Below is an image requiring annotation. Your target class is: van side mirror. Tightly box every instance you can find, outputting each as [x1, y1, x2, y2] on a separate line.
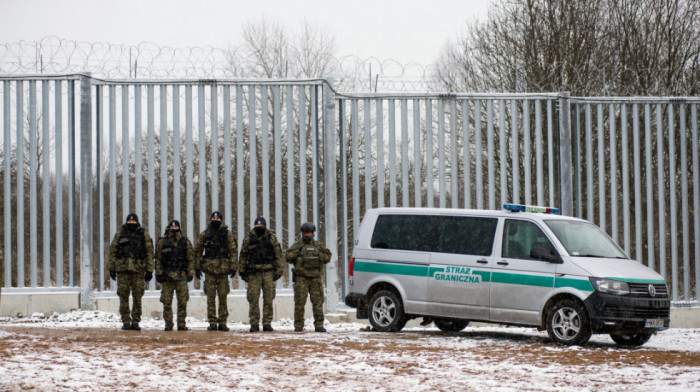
[530, 246, 563, 264]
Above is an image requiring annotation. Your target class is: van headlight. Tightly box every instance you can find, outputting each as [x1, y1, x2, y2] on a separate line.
[590, 278, 630, 295]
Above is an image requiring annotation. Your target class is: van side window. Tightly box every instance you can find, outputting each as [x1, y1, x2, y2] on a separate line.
[371, 215, 440, 252]
[502, 220, 555, 261]
[437, 216, 498, 256]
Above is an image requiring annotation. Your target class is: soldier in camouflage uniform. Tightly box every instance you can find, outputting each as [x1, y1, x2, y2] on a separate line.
[286, 222, 332, 332]
[109, 213, 154, 331]
[194, 211, 238, 331]
[155, 220, 195, 331]
[239, 217, 283, 332]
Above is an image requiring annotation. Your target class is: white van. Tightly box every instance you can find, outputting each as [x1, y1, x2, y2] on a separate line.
[344, 205, 670, 346]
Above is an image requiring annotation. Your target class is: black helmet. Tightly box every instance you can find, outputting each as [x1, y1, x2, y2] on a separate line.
[300, 222, 316, 233]
[168, 220, 181, 229]
[126, 213, 139, 223]
[254, 217, 267, 227]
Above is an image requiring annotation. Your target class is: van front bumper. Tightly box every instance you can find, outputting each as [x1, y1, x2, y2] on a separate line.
[584, 292, 670, 334]
[344, 293, 368, 319]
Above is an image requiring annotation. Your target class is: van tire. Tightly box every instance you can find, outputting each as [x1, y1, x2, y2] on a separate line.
[368, 290, 407, 332]
[546, 299, 591, 346]
[610, 333, 652, 347]
[434, 318, 470, 332]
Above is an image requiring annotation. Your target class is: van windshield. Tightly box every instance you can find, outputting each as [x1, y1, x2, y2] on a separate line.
[545, 220, 628, 259]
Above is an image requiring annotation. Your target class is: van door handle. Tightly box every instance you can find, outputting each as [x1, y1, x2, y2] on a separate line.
[497, 260, 509, 266]
[476, 259, 488, 264]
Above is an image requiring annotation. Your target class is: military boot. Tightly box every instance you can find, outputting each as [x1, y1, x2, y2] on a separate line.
[131, 323, 141, 331]
[177, 325, 189, 331]
[263, 324, 274, 332]
[164, 324, 174, 331]
[250, 324, 260, 332]
[121, 323, 131, 330]
[218, 323, 229, 331]
[207, 324, 218, 331]
[294, 327, 303, 332]
[315, 326, 327, 333]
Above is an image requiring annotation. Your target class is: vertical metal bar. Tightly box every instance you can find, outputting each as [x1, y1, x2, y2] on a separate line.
[644, 104, 654, 270]
[573, 104, 581, 218]
[377, 99, 385, 208]
[185, 85, 194, 259]
[499, 99, 507, 207]
[511, 99, 519, 205]
[134, 86, 143, 234]
[16, 81, 25, 287]
[621, 105, 631, 255]
[312, 86, 320, 236]
[633, 104, 643, 262]
[248, 85, 256, 223]
[438, 99, 446, 208]
[173, 85, 181, 223]
[597, 104, 606, 231]
[67, 80, 75, 286]
[236, 86, 244, 284]
[610, 103, 618, 242]
[656, 104, 666, 278]
[122, 85, 130, 219]
[3, 81, 11, 288]
[147, 85, 156, 290]
[535, 100, 543, 206]
[79, 74, 93, 309]
[547, 100, 555, 207]
[160, 85, 168, 232]
[261, 86, 270, 222]
[109, 85, 117, 270]
[523, 100, 531, 206]
[679, 104, 689, 300]
[211, 83, 219, 212]
[42, 80, 50, 287]
[388, 99, 397, 207]
[426, 99, 433, 208]
[322, 80, 338, 311]
[585, 104, 593, 221]
[401, 99, 409, 207]
[273, 86, 282, 267]
[558, 93, 573, 217]
[412, 99, 421, 207]
[668, 104, 678, 299]
[95, 85, 103, 291]
[298, 87, 306, 223]
[486, 99, 494, 209]
[351, 99, 360, 240]
[451, 99, 459, 208]
[29, 80, 37, 287]
[691, 104, 699, 300]
[474, 99, 483, 209]
[364, 99, 373, 210]
[463, 99, 471, 208]
[339, 99, 349, 298]
[223, 86, 231, 231]
[198, 84, 207, 230]
[286, 85, 294, 245]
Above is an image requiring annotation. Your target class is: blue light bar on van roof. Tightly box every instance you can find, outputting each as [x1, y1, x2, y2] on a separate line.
[503, 203, 560, 214]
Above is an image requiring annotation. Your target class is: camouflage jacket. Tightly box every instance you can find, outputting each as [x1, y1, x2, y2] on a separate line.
[193, 223, 238, 275]
[108, 223, 154, 274]
[239, 228, 284, 275]
[286, 237, 332, 277]
[155, 230, 195, 281]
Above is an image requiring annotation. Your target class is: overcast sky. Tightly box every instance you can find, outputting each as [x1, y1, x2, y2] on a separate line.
[0, 0, 491, 66]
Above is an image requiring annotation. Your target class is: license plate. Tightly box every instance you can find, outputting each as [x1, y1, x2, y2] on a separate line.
[645, 318, 664, 328]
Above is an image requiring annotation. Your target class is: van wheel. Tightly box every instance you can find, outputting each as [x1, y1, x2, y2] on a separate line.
[546, 299, 591, 346]
[369, 290, 407, 332]
[610, 333, 652, 347]
[434, 318, 470, 332]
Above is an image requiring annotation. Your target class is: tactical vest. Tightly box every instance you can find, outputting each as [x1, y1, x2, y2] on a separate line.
[299, 242, 322, 277]
[247, 232, 274, 265]
[161, 236, 189, 273]
[117, 227, 146, 259]
[203, 228, 230, 260]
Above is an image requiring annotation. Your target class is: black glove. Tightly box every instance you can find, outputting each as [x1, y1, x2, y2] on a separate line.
[109, 270, 117, 280]
[195, 270, 202, 280]
[240, 273, 248, 283]
[144, 271, 153, 282]
[229, 270, 237, 278]
[186, 275, 193, 282]
[273, 273, 282, 281]
[156, 275, 164, 283]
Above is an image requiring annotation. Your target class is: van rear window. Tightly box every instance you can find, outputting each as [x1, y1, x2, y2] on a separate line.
[370, 215, 498, 256]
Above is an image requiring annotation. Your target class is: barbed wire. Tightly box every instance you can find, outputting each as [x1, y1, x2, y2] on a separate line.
[0, 36, 438, 92]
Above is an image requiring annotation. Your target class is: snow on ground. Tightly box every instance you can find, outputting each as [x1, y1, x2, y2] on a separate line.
[1, 311, 699, 391]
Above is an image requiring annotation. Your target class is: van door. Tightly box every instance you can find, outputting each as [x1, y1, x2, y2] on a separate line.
[427, 216, 498, 320]
[490, 219, 559, 325]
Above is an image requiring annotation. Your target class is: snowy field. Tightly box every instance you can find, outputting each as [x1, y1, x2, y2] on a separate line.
[1, 311, 699, 391]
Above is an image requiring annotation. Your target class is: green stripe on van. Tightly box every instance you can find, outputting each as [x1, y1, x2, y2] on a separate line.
[555, 277, 594, 291]
[492, 272, 553, 287]
[354, 260, 428, 277]
[604, 277, 667, 285]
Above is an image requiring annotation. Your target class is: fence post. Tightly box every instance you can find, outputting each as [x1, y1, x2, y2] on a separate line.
[558, 93, 573, 216]
[80, 74, 94, 310]
[323, 78, 339, 312]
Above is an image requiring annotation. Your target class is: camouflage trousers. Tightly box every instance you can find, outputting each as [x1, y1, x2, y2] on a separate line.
[116, 272, 145, 324]
[293, 274, 325, 328]
[160, 279, 189, 327]
[246, 270, 276, 325]
[203, 273, 230, 324]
